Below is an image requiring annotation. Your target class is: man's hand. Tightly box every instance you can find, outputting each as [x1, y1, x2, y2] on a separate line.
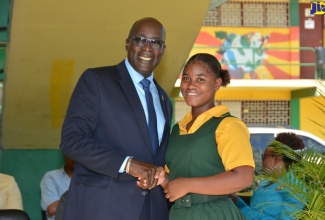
[46, 200, 59, 217]
[137, 166, 169, 190]
[128, 159, 157, 189]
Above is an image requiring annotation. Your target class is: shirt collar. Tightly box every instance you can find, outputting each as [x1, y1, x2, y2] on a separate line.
[125, 58, 155, 86]
[178, 106, 229, 133]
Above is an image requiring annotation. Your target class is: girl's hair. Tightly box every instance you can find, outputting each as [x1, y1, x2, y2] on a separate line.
[185, 53, 230, 87]
[275, 132, 305, 166]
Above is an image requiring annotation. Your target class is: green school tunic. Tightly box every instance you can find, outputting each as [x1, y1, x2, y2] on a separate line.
[166, 115, 245, 220]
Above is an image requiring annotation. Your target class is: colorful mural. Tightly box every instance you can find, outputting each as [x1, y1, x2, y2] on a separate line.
[188, 27, 300, 79]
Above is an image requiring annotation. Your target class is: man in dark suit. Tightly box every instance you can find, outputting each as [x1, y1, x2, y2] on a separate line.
[60, 17, 172, 220]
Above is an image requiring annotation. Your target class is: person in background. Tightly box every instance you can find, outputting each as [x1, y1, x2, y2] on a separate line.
[229, 132, 306, 219]
[53, 190, 68, 220]
[0, 173, 23, 210]
[144, 53, 255, 219]
[60, 17, 172, 220]
[40, 156, 75, 220]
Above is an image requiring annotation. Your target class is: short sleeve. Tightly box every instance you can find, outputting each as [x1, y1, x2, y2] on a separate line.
[216, 117, 255, 171]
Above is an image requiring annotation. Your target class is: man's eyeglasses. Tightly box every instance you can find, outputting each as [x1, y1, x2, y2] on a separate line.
[131, 36, 165, 50]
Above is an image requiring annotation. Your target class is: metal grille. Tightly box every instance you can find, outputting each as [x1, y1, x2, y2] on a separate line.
[243, 3, 264, 27]
[204, 1, 289, 27]
[266, 2, 289, 27]
[205, 9, 219, 26]
[220, 2, 242, 26]
[242, 100, 290, 126]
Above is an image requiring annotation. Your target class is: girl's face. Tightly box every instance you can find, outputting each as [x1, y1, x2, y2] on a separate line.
[180, 61, 221, 113]
[262, 147, 284, 175]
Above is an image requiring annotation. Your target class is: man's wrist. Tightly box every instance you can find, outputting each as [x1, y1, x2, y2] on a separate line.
[125, 156, 133, 174]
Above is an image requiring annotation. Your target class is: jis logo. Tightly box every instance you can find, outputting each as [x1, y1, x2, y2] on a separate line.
[310, 2, 325, 15]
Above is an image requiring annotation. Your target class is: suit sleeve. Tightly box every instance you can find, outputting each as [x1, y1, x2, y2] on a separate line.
[60, 69, 126, 178]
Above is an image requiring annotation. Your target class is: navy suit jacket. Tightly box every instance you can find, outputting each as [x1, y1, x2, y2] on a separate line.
[60, 60, 172, 220]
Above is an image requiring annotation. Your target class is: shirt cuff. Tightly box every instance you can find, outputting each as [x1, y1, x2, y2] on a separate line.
[119, 156, 131, 173]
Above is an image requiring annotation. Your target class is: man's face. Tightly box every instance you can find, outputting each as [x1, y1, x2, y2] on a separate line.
[125, 19, 166, 78]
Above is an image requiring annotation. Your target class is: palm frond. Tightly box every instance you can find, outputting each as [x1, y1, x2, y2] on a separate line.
[258, 140, 325, 219]
[255, 81, 325, 219]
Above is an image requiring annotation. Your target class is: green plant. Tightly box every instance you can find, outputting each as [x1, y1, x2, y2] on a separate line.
[258, 81, 325, 219]
[260, 140, 325, 219]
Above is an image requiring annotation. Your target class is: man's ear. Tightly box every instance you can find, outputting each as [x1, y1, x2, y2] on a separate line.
[161, 45, 166, 55]
[125, 38, 130, 51]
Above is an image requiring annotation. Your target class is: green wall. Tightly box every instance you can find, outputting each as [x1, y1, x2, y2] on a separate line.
[0, 150, 64, 220]
[291, 98, 300, 129]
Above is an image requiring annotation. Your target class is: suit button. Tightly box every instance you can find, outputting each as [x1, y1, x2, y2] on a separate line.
[142, 191, 147, 196]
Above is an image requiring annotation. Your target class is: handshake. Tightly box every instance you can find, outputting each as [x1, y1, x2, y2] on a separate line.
[136, 166, 168, 190]
[126, 158, 187, 202]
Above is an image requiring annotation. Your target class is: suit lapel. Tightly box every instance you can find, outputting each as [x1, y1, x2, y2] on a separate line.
[154, 79, 171, 155]
[117, 62, 154, 154]
[154, 79, 169, 124]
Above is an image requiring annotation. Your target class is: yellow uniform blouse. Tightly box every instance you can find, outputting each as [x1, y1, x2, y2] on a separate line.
[178, 106, 255, 171]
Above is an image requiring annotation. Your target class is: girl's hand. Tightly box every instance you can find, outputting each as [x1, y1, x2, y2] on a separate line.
[164, 177, 187, 202]
[155, 166, 169, 188]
